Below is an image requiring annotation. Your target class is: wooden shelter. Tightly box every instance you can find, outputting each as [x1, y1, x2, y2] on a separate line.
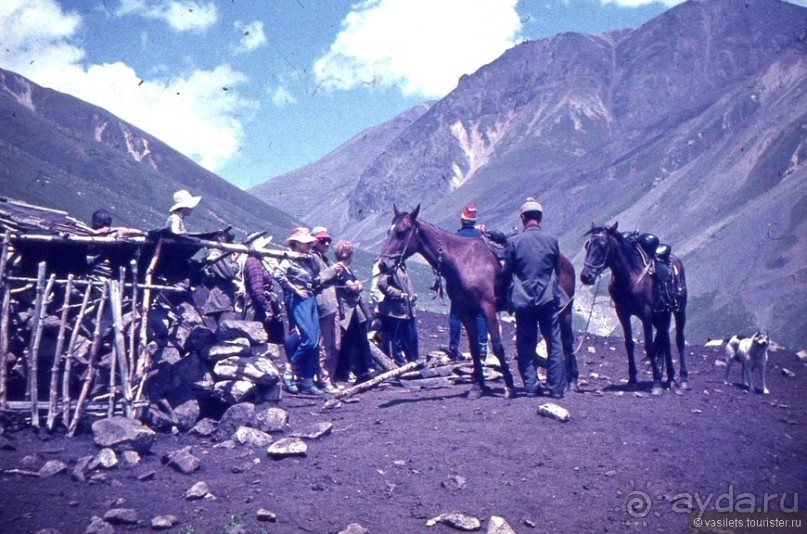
[0, 197, 299, 434]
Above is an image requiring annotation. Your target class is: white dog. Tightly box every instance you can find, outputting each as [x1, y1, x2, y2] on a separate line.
[724, 330, 770, 394]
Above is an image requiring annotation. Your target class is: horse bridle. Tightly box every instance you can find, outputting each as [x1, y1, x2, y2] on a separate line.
[379, 217, 419, 272]
[583, 231, 611, 276]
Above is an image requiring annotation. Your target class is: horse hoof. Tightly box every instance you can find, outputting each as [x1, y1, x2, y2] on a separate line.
[569, 380, 581, 393]
[679, 381, 691, 391]
[466, 386, 484, 400]
[651, 386, 663, 396]
[503, 388, 516, 399]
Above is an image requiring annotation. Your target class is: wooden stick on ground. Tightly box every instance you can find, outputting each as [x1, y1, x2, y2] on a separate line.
[368, 340, 397, 372]
[334, 360, 422, 400]
[62, 284, 93, 429]
[68, 281, 108, 437]
[47, 275, 73, 430]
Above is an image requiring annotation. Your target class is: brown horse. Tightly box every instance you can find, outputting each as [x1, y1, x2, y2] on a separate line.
[579, 222, 689, 395]
[378, 205, 578, 397]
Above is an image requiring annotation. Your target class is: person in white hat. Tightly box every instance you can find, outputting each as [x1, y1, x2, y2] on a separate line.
[275, 227, 323, 395]
[166, 189, 201, 234]
[500, 197, 567, 399]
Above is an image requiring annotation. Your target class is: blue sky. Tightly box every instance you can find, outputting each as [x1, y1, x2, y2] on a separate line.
[3, 0, 803, 190]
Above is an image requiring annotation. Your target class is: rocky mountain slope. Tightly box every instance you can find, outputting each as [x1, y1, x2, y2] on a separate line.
[0, 68, 297, 238]
[252, 0, 807, 348]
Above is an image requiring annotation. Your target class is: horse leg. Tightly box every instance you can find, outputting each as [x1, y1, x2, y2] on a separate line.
[674, 309, 690, 390]
[482, 302, 516, 398]
[559, 306, 579, 392]
[642, 319, 663, 396]
[656, 314, 675, 388]
[617, 311, 638, 389]
[461, 314, 487, 399]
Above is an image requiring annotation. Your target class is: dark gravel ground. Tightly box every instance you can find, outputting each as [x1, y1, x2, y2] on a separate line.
[0, 310, 805, 533]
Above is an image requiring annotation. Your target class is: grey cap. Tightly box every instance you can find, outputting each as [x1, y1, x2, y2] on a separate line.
[519, 197, 543, 216]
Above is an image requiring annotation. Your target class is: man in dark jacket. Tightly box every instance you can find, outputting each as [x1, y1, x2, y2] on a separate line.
[377, 262, 419, 366]
[500, 198, 567, 398]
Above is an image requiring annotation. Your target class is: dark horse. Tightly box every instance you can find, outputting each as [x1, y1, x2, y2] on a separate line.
[378, 206, 578, 397]
[579, 222, 689, 395]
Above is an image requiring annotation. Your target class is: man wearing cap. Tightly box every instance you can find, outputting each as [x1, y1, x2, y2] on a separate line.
[310, 226, 342, 392]
[444, 204, 489, 362]
[166, 189, 201, 234]
[500, 197, 567, 398]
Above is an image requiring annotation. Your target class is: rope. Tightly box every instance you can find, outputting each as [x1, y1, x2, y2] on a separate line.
[572, 274, 603, 355]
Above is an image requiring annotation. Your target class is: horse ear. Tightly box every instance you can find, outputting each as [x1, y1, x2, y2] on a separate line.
[609, 221, 619, 233]
[411, 204, 421, 221]
[393, 204, 401, 218]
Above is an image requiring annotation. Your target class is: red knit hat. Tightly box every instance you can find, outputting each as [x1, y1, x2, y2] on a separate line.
[461, 204, 477, 223]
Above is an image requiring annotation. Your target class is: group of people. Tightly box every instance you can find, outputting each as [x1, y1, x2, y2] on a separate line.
[162, 189, 420, 396]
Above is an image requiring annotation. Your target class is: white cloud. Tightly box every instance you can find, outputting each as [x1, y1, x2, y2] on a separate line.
[0, 0, 255, 173]
[270, 85, 297, 106]
[116, 0, 217, 32]
[232, 20, 267, 54]
[313, 0, 522, 98]
[599, 0, 683, 6]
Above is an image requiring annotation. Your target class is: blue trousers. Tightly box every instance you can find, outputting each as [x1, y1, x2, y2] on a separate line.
[385, 316, 419, 366]
[285, 294, 320, 379]
[449, 303, 488, 356]
[514, 305, 567, 396]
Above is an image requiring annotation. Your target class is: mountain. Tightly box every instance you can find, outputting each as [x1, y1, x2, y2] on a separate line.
[252, 0, 807, 348]
[0, 68, 297, 238]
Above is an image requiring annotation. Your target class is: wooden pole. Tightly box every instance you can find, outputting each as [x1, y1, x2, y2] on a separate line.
[132, 238, 163, 416]
[10, 233, 309, 260]
[62, 284, 93, 429]
[28, 263, 55, 428]
[368, 341, 397, 372]
[47, 275, 73, 430]
[0, 230, 11, 409]
[4, 276, 186, 292]
[68, 281, 108, 437]
[127, 259, 139, 395]
[110, 277, 132, 417]
[334, 360, 422, 400]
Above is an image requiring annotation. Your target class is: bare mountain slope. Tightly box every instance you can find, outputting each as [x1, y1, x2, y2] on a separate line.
[0, 68, 297, 237]
[251, 0, 807, 347]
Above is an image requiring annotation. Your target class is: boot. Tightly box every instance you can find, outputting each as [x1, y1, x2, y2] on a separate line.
[281, 373, 299, 394]
[300, 378, 324, 396]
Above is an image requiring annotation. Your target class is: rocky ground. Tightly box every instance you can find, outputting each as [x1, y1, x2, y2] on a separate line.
[0, 310, 805, 534]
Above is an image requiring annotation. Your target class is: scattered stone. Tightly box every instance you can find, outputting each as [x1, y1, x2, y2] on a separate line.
[172, 398, 201, 431]
[204, 339, 252, 362]
[705, 339, 724, 347]
[441, 474, 467, 492]
[184, 481, 212, 500]
[163, 447, 201, 474]
[214, 355, 280, 386]
[523, 518, 536, 528]
[72, 456, 93, 482]
[121, 450, 141, 466]
[34, 529, 62, 534]
[85, 516, 114, 534]
[137, 470, 156, 481]
[604, 470, 616, 477]
[214, 439, 237, 449]
[267, 437, 308, 459]
[103, 508, 138, 525]
[256, 509, 277, 522]
[587, 346, 596, 353]
[290, 422, 333, 440]
[38, 460, 67, 478]
[487, 516, 516, 534]
[212, 380, 256, 404]
[537, 403, 570, 422]
[255, 407, 289, 433]
[426, 512, 482, 531]
[218, 319, 268, 344]
[218, 403, 257, 436]
[339, 523, 369, 534]
[321, 398, 342, 411]
[151, 515, 179, 530]
[92, 416, 155, 454]
[89, 448, 119, 470]
[234, 426, 273, 447]
[782, 368, 795, 378]
[190, 418, 218, 437]
[691, 409, 703, 415]
[797, 350, 807, 363]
